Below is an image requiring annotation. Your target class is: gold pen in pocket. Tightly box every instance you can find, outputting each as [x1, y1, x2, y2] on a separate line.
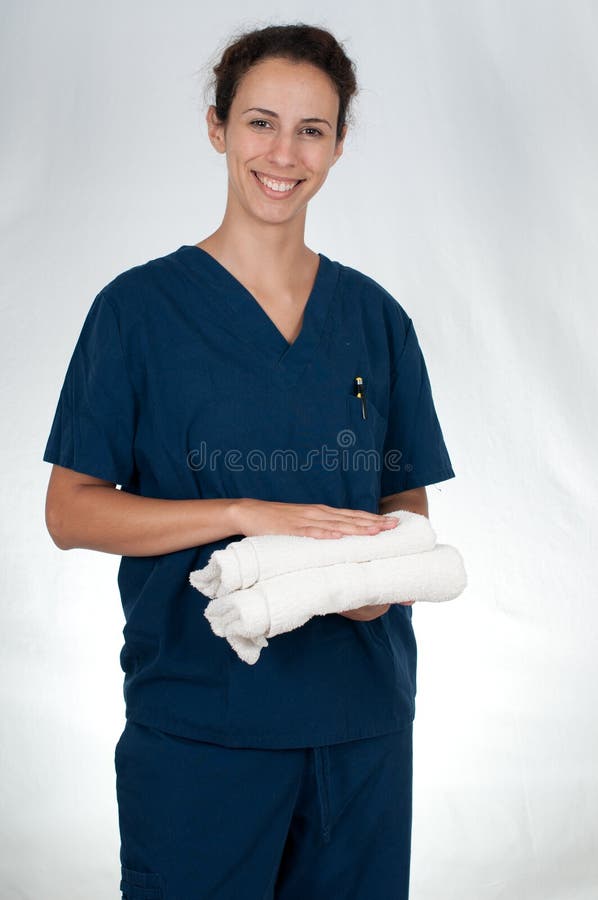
[353, 375, 367, 419]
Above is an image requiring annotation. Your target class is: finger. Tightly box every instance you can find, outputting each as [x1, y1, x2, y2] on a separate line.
[322, 516, 399, 532]
[312, 520, 394, 536]
[318, 505, 399, 524]
[300, 526, 346, 539]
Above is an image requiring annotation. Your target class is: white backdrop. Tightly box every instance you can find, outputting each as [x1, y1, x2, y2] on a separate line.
[2, 1, 597, 898]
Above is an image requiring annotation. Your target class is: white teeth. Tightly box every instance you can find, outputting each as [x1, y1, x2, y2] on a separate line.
[255, 172, 300, 192]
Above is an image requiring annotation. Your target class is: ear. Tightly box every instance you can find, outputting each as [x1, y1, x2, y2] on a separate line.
[205, 105, 227, 155]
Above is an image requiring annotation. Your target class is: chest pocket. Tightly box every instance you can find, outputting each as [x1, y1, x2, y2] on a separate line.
[342, 391, 387, 509]
[346, 393, 386, 446]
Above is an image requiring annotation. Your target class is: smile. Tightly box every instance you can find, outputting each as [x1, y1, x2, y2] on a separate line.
[252, 170, 304, 196]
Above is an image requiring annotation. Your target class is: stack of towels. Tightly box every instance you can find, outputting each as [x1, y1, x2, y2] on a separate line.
[189, 509, 467, 665]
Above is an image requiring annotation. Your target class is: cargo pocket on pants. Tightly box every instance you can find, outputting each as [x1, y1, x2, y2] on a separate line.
[120, 866, 164, 899]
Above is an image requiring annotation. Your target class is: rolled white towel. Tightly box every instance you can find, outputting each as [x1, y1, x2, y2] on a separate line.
[189, 509, 436, 599]
[202, 543, 467, 665]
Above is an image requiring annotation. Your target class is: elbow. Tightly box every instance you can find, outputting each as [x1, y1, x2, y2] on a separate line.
[45, 504, 73, 551]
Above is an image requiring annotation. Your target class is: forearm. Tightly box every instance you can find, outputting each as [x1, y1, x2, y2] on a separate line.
[51, 487, 242, 556]
[338, 489, 429, 621]
[378, 487, 429, 519]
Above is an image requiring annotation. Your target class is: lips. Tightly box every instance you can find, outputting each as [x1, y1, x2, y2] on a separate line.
[251, 171, 306, 198]
[252, 170, 304, 186]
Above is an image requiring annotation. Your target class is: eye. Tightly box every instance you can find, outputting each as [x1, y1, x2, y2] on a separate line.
[249, 120, 323, 136]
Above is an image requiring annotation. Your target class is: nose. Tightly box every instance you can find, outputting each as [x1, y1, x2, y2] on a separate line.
[265, 130, 300, 170]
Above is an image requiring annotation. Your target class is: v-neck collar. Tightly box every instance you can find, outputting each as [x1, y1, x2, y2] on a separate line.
[177, 244, 339, 389]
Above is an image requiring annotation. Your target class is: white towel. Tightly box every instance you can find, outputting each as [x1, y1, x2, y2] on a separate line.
[189, 509, 436, 599]
[196, 543, 467, 666]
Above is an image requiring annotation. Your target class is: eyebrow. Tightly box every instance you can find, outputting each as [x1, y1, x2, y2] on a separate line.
[242, 107, 332, 128]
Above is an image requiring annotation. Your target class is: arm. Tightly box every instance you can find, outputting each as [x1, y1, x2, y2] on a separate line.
[45, 464, 241, 556]
[378, 486, 428, 519]
[337, 487, 429, 621]
[44, 467, 399, 557]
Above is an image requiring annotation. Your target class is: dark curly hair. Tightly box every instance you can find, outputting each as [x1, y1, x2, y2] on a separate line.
[200, 22, 359, 143]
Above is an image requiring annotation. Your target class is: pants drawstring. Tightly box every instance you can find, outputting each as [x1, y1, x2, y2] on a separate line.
[313, 746, 331, 844]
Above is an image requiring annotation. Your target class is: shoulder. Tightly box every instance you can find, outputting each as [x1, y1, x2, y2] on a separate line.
[94, 245, 185, 321]
[336, 258, 413, 340]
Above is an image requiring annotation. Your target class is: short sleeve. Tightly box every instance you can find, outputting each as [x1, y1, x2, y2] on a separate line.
[380, 315, 455, 496]
[42, 290, 138, 487]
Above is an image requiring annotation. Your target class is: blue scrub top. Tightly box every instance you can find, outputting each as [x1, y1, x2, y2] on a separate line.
[43, 245, 455, 749]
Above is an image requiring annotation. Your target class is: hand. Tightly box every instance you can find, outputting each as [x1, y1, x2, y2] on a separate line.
[338, 603, 391, 621]
[339, 599, 414, 621]
[229, 500, 411, 621]
[231, 499, 400, 540]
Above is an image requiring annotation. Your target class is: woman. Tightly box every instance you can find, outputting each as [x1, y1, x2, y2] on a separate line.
[43, 23, 455, 900]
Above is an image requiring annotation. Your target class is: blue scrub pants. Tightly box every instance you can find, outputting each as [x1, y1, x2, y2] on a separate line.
[114, 720, 413, 899]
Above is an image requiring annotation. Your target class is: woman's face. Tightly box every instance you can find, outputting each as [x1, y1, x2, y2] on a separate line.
[208, 56, 347, 224]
